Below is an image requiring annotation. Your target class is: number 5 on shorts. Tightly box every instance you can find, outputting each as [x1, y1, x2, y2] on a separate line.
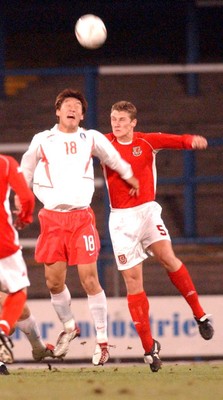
[156, 225, 167, 236]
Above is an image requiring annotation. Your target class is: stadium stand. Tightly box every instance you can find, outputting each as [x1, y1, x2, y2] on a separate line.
[0, 70, 222, 299]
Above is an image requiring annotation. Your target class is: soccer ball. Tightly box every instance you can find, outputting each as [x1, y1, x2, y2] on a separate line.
[75, 14, 107, 49]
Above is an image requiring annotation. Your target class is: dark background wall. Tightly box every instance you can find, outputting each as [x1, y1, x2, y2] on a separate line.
[0, 1, 222, 299]
[1, 1, 223, 68]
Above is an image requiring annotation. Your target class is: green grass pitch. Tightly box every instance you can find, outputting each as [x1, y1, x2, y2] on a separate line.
[1, 362, 223, 400]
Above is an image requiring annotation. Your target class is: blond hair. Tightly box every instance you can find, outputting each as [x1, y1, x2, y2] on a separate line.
[111, 101, 137, 120]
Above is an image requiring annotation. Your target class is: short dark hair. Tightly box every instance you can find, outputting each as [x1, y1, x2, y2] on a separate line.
[55, 88, 88, 115]
[111, 101, 137, 120]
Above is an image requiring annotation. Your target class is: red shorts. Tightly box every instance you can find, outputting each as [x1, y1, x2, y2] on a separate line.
[35, 207, 100, 265]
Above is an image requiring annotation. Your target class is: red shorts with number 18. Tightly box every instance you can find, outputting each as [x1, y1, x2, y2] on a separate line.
[35, 207, 100, 265]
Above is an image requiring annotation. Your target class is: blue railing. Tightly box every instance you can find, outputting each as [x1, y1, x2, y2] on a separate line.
[159, 145, 223, 243]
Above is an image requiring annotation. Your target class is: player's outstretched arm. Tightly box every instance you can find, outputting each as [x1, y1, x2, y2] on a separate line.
[191, 135, 208, 150]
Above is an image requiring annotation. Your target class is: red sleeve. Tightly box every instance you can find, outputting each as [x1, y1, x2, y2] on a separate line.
[143, 133, 193, 150]
[104, 133, 113, 138]
[7, 156, 35, 223]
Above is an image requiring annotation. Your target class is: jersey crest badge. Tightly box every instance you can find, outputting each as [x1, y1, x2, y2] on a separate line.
[80, 132, 86, 140]
[118, 254, 127, 264]
[132, 146, 142, 157]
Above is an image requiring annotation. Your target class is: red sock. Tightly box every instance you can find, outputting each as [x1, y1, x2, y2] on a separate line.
[127, 291, 153, 353]
[0, 290, 27, 335]
[168, 264, 204, 319]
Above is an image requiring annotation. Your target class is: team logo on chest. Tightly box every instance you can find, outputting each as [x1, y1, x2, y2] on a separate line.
[132, 146, 142, 157]
[80, 132, 86, 140]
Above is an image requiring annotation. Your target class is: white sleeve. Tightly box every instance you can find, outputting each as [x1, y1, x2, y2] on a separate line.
[91, 130, 133, 180]
[20, 134, 41, 187]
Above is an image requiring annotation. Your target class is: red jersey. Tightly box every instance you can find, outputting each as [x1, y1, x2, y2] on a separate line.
[0, 155, 35, 258]
[104, 132, 193, 208]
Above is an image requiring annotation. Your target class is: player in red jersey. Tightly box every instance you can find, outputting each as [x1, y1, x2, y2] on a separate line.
[0, 291, 55, 364]
[0, 156, 55, 375]
[103, 101, 214, 373]
[0, 154, 34, 372]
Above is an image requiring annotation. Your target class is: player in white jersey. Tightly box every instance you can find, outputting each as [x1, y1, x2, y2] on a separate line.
[103, 101, 214, 372]
[20, 89, 139, 365]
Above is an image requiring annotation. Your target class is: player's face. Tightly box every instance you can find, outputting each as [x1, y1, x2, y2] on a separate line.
[56, 98, 84, 133]
[110, 110, 137, 142]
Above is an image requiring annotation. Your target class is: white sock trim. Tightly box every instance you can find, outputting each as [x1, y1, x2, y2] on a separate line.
[0, 320, 10, 331]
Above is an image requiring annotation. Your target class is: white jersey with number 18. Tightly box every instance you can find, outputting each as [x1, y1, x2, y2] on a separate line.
[21, 125, 133, 210]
